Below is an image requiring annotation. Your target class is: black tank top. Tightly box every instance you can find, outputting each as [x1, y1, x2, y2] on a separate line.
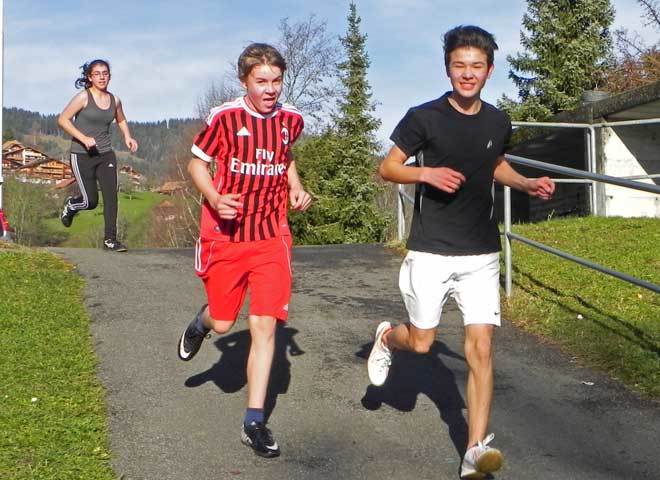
[70, 90, 116, 154]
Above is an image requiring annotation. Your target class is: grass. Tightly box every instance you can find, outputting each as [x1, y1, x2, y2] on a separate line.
[503, 216, 660, 398]
[0, 243, 114, 479]
[45, 191, 167, 248]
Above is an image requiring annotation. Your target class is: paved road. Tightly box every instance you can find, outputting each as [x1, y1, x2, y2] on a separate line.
[52, 245, 658, 480]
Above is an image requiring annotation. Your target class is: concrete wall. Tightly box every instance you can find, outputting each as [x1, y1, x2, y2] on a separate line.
[600, 124, 660, 217]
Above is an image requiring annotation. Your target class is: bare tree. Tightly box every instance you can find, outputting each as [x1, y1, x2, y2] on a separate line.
[276, 15, 341, 127]
[639, 0, 660, 29]
[197, 15, 340, 129]
[196, 78, 241, 119]
[601, 1, 660, 93]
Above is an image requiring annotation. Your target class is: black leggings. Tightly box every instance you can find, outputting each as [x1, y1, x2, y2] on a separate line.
[69, 150, 118, 240]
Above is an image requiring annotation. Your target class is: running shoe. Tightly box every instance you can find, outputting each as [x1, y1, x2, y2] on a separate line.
[177, 305, 209, 361]
[460, 433, 503, 479]
[103, 238, 128, 252]
[60, 196, 77, 228]
[241, 421, 280, 458]
[367, 321, 392, 386]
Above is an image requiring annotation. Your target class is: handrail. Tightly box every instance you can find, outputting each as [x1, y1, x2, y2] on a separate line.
[395, 118, 660, 297]
[506, 154, 660, 195]
[507, 231, 660, 294]
[512, 120, 599, 214]
[503, 154, 660, 296]
[509, 118, 660, 215]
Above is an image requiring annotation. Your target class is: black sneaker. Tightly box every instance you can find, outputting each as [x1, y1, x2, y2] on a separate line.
[177, 305, 209, 361]
[60, 196, 77, 228]
[241, 421, 280, 458]
[103, 239, 127, 252]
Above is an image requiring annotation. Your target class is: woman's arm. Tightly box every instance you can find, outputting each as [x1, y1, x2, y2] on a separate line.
[58, 92, 96, 149]
[115, 96, 138, 153]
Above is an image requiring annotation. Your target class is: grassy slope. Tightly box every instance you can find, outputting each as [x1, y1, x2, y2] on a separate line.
[504, 216, 660, 397]
[45, 191, 166, 248]
[0, 244, 114, 479]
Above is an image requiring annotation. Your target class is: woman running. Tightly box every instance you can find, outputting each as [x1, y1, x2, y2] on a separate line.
[58, 59, 138, 251]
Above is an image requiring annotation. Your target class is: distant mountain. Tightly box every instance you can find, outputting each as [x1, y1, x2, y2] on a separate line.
[2, 107, 202, 181]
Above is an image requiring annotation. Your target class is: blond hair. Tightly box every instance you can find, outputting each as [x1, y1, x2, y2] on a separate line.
[237, 43, 286, 81]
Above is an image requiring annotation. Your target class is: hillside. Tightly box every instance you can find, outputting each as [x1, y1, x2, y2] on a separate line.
[3, 107, 201, 182]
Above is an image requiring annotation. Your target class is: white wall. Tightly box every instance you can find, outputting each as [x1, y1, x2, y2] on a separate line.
[601, 126, 660, 217]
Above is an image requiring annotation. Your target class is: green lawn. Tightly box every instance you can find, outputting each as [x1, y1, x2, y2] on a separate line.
[46, 191, 167, 248]
[0, 244, 114, 479]
[503, 216, 660, 397]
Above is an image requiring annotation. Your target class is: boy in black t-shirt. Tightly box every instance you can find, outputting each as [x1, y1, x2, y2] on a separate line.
[368, 26, 555, 479]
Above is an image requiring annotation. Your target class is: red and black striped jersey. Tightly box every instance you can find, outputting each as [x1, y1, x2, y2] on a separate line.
[191, 97, 304, 242]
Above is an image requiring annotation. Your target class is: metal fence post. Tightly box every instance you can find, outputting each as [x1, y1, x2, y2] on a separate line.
[397, 185, 404, 242]
[504, 186, 512, 298]
[0, 0, 4, 214]
[588, 126, 598, 216]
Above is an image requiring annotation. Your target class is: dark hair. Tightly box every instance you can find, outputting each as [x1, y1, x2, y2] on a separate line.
[443, 26, 498, 68]
[237, 43, 286, 82]
[74, 59, 111, 89]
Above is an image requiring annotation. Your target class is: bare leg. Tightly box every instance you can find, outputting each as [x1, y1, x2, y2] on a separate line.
[384, 322, 437, 354]
[246, 315, 277, 409]
[464, 324, 494, 448]
[201, 306, 234, 334]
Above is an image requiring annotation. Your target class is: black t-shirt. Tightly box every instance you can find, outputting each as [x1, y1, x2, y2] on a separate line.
[390, 93, 512, 255]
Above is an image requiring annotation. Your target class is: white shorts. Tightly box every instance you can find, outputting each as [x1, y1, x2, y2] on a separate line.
[399, 250, 501, 329]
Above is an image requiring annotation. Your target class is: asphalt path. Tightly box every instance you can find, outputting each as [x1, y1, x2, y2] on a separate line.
[51, 245, 659, 480]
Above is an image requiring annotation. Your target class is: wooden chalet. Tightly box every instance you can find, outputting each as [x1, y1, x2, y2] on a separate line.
[2, 140, 73, 184]
[119, 165, 145, 186]
[154, 181, 186, 195]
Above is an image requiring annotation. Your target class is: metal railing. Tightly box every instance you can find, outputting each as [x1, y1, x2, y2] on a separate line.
[503, 154, 660, 296]
[508, 118, 660, 216]
[511, 121, 599, 214]
[0, 1, 4, 215]
[398, 138, 660, 297]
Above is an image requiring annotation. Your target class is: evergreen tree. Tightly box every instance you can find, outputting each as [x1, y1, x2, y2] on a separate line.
[290, 1, 387, 244]
[3, 127, 15, 143]
[500, 0, 614, 121]
[328, 1, 386, 242]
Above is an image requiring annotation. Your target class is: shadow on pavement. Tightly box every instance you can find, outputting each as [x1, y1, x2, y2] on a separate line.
[356, 340, 469, 456]
[184, 325, 304, 421]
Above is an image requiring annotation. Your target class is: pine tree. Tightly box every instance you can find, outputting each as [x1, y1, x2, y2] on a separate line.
[290, 2, 387, 244]
[500, 0, 614, 121]
[331, 1, 386, 242]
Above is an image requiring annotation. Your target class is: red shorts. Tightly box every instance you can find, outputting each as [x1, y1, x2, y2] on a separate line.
[194, 235, 293, 321]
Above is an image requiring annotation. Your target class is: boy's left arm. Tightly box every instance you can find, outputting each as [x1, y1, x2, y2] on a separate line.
[493, 155, 555, 200]
[287, 152, 312, 211]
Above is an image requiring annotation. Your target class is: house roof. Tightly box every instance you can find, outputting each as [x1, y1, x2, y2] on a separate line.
[508, 81, 660, 174]
[555, 81, 660, 123]
[2, 140, 52, 158]
[17, 157, 69, 170]
[155, 181, 186, 194]
[2, 140, 24, 150]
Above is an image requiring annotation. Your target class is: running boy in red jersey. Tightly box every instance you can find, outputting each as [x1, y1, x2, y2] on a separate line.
[177, 43, 311, 458]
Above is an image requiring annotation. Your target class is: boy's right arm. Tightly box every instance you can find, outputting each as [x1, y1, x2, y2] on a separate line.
[379, 145, 465, 194]
[187, 157, 243, 219]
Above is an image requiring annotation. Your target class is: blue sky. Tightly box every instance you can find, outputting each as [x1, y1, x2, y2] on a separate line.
[3, 0, 657, 145]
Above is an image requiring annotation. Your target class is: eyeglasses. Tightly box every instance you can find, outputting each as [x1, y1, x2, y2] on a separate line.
[90, 72, 110, 78]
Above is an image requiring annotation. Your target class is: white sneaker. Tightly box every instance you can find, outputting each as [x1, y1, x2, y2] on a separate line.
[460, 433, 503, 479]
[367, 321, 392, 386]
